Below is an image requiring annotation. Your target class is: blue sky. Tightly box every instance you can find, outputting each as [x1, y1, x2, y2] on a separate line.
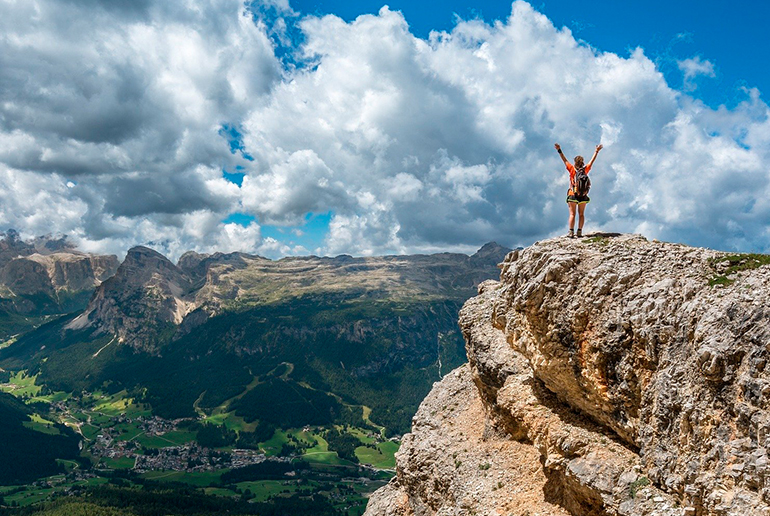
[1, 0, 769, 258]
[291, 0, 768, 108]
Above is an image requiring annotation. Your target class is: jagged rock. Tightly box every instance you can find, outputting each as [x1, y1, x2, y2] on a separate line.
[469, 241, 512, 269]
[0, 251, 118, 314]
[29, 253, 119, 292]
[366, 364, 573, 516]
[66, 246, 196, 350]
[177, 250, 209, 276]
[177, 250, 251, 281]
[0, 231, 118, 315]
[366, 234, 770, 516]
[0, 230, 87, 268]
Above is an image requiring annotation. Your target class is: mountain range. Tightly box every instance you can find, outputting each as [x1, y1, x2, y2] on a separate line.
[0, 234, 510, 437]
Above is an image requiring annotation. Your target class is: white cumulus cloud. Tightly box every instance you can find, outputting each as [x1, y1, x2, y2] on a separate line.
[0, 0, 768, 258]
[678, 56, 716, 91]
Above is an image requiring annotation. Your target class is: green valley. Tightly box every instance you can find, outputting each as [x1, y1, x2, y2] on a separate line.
[0, 235, 509, 514]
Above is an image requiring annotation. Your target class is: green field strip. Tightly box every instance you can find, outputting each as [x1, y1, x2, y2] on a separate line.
[259, 429, 292, 456]
[0, 370, 42, 397]
[354, 441, 398, 469]
[100, 456, 136, 469]
[139, 469, 228, 487]
[28, 390, 70, 403]
[361, 405, 387, 437]
[4, 487, 58, 507]
[348, 427, 378, 445]
[79, 422, 100, 441]
[238, 480, 301, 502]
[55, 459, 81, 471]
[23, 417, 61, 436]
[203, 410, 257, 433]
[111, 422, 144, 441]
[300, 450, 349, 465]
[134, 429, 197, 449]
[203, 487, 239, 498]
[199, 368, 264, 426]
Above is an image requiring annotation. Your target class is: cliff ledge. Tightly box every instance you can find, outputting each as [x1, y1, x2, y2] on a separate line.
[365, 233, 770, 516]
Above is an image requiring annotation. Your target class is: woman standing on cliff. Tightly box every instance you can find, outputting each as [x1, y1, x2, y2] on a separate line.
[555, 143, 603, 238]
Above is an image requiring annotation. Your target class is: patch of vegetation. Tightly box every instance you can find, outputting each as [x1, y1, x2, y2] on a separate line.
[133, 430, 197, 449]
[194, 423, 237, 449]
[629, 476, 650, 498]
[234, 421, 275, 449]
[708, 253, 770, 287]
[100, 457, 136, 470]
[0, 295, 467, 438]
[231, 378, 345, 427]
[220, 460, 310, 483]
[229, 480, 297, 503]
[0, 313, 61, 344]
[137, 471, 227, 487]
[323, 428, 363, 463]
[355, 440, 398, 469]
[583, 236, 609, 245]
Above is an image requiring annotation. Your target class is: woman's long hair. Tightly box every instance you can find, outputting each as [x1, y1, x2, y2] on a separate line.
[574, 155, 585, 169]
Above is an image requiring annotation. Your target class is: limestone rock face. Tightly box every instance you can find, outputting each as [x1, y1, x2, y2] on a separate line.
[0, 251, 119, 314]
[366, 234, 770, 516]
[67, 246, 197, 350]
[27, 252, 119, 292]
[0, 230, 119, 315]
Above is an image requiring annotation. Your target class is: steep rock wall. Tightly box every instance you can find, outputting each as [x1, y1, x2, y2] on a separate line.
[366, 234, 770, 516]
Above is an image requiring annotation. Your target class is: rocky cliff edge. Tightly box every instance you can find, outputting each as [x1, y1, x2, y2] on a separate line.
[365, 233, 770, 516]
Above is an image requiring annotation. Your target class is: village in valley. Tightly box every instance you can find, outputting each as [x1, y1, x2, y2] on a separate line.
[0, 370, 395, 514]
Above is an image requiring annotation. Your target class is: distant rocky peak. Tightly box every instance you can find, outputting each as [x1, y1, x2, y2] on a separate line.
[177, 250, 252, 282]
[31, 234, 76, 254]
[118, 246, 191, 285]
[124, 245, 174, 265]
[1, 229, 24, 245]
[0, 230, 83, 268]
[177, 251, 208, 274]
[0, 231, 119, 316]
[71, 246, 197, 350]
[469, 241, 512, 268]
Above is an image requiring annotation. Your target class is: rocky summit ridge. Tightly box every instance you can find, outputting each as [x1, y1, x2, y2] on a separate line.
[66, 242, 511, 351]
[365, 234, 770, 516]
[0, 230, 118, 316]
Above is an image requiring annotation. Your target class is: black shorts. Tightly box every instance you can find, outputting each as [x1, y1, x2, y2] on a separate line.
[566, 194, 590, 204]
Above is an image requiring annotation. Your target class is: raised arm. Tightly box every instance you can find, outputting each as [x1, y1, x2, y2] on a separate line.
[587, 144, 603, 168]
[554, 143, 569, 166]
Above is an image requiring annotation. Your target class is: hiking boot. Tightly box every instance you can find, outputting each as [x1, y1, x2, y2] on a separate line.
[567, 229, 575, 239]
[576, 229, 582, 238]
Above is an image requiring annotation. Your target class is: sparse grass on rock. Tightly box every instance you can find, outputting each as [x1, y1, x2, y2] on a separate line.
[708, 253, 770, 286]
